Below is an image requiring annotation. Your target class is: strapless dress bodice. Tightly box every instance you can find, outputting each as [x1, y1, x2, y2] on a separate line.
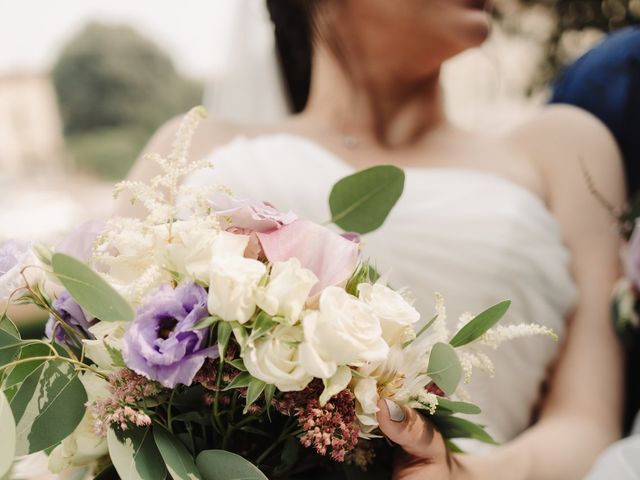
[184, 133, 578, 447]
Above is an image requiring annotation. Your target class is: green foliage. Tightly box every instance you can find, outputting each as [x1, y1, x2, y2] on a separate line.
[107, 426, 167, 480]
[0, 314, 21, 369]
[10, 360, 87, 455]
[51, 22, 203, 179]
[51, 253, 135, 322]
[329, 165, 405, 234]
[433, 398, 481, 416]
[52, 23, 202, 134]
[426, 342, 463, 396]
[0, 390, 16, 478]
[495, 0, 640, 90]
[196, 450, 269, 480]
[153, 426, 202, 480]
[431, 415, 497, 445]
[449, 301, 511, 348]
[66, 127, 149, 180]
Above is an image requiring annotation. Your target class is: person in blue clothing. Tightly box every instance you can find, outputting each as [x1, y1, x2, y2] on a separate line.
[552, 26, 640, 479]
[550, 26, 640, 194]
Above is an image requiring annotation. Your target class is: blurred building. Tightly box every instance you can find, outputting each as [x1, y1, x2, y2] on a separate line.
[0, 73, 64, 175]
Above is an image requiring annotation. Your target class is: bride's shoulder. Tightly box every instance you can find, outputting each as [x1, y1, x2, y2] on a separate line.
[504, 104, 625, 204]
[149, 114, 268, 160]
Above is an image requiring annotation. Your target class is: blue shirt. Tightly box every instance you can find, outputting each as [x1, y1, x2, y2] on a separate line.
[550, 26, 640, 193]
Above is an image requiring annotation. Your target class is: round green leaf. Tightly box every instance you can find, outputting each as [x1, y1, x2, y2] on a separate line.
[196, 450, 268, 480]
[449, 301, 511, 348]
[153, 426, 201, 480]
[9, 360, 87, 455]
[426, 342, 462, 396]
[0, 390, 16, 478]
[329, 165, 405, 234]
[107, 426, 167, 480]
[51, 253, 135, 322]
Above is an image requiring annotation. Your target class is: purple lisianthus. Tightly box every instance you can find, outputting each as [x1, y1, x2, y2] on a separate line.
[45, 291, 95, 346]
[122, 283, 218, 388]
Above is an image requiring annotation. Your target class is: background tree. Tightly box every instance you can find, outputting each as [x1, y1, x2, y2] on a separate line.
[52, 23, 203, 178]
[494, 0, 640, 90]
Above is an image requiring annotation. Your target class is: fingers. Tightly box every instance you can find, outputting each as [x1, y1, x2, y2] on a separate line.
[377, 399, 448, 462]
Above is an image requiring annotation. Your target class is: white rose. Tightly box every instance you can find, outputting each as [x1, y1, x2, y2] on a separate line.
[358, 283, 420, 345]
[243, 324, 312, 391]
[163, 223, 249, 284]
[82, 321, 128, 371]
[208, 256, 266, 323]
[0, 241, 48, 302]
[48, 374, 110, 473]
[353, 376, 381, 432]
[298, 286, 389, 379]
[256, 259, 318, 323]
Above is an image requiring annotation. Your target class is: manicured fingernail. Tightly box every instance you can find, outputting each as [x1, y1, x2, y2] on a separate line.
[384, 399, 405, 422]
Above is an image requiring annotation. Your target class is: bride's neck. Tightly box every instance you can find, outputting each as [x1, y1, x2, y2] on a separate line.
[303, 46, 446, 148]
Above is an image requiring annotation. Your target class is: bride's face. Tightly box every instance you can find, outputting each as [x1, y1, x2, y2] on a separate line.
[322, 0, 491, 74]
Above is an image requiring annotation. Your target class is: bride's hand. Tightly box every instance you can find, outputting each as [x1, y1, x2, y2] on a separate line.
[377, 399, 458, 480]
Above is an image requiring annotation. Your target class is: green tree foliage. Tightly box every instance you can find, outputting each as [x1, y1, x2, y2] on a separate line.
[52, 23, 203, 179]
[495, 0, 640, 89]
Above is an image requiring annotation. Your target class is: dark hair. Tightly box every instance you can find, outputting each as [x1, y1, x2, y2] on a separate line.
[266, 0, 316, 113]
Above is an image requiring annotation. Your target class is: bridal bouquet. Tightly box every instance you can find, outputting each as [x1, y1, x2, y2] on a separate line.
[0, 108, 553, 480]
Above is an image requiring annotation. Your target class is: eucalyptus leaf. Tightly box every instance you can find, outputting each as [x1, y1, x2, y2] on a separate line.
[3, 343, 51, 391]
[431, 415, 497, 445]
[449, 301, 511, 348]
[10, 360, 87, 454]
[0, 314, 21, 370]
[329, 165, 405, 234]
[107, 426, 167, 480]
[51, 253, 135, 322]
[0, 390, 16, 478]
[0, 313, 19, 339]
[434, 398, 481, 415]
[426, 342, 462, 396]
[196, 450, 268, 480]
[153, 426, 202, 480]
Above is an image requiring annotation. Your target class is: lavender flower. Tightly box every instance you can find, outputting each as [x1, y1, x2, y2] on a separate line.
[0, 240, 33, 300]
[45, 291, 95, 346]
[122, 283, 218, 388]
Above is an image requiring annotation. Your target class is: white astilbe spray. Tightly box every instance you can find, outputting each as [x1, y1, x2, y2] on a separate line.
[112, 106, 223, 227]
[480, 324, 557, 349]
[93, 107, 227, 302]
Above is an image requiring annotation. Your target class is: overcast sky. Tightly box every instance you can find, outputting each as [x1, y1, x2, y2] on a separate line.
[0, 0, 238, 78]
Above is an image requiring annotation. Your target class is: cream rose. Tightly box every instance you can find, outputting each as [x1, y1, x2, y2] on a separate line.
[358, 283, 420, 345]
[243, 324, 313, 391]
[256, 259, 318, 323]
[298, 286, 389, 379]
[208, 256, 266, 323]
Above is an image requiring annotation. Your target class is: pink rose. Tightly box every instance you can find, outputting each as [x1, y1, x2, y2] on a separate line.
[256, 220, 360, 296]
[209, 192, 297, 233]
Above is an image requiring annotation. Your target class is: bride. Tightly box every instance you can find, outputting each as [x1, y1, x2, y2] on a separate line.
[117, 1, 625, 478]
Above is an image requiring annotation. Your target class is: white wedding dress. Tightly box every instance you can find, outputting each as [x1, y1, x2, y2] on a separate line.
[184, 132, 578, 449]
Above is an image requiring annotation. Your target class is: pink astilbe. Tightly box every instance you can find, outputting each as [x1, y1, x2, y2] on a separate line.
[89, 369, 163, 436]
[275, 380, 360, 462]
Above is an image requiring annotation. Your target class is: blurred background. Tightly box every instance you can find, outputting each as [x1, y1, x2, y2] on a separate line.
[0, 0, 638, 334]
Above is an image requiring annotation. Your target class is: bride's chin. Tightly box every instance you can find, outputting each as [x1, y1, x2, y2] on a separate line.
[458, 11, 492, 46]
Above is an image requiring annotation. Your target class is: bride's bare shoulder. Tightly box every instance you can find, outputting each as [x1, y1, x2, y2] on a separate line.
[113, 113, 274, 217]
[505, 104, 625, 204]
